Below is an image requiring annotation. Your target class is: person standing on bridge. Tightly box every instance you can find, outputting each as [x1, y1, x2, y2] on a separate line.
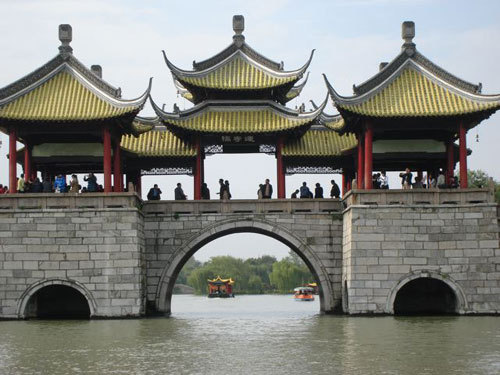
[299, 182, 311, 198]
[174, 183, 187, 200]
[217, 179, 225, 200]
[223, 180, 231, 200]
[261, 179, 273, 199]
[330, 179, 340, 198]
[314, 183, 324, 198]
[201, 183, 210, 200]
[147, 184, 162, 200]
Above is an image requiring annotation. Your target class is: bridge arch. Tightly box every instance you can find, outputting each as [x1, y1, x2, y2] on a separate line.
[386, 270, 468, 315]
[155, 217, 336, 314]
[17, 278, 97, 319]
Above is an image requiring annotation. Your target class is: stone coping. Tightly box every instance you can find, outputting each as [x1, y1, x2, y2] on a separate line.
[0, 192, 142, 210]
[343, 188, 494, 206]
[142, 198, 342, 215]
[0, 193, 342, 214]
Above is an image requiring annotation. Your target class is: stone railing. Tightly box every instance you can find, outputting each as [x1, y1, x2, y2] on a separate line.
[142, 198, 342, 215]
[0, 194, 342, 214]
[343, 188, 494, 207]
[0, 192, 141, 210]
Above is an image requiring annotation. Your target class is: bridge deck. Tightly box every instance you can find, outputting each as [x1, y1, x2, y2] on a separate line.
[0, 188, 494, 213]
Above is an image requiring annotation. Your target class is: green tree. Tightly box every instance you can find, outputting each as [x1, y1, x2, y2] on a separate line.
[465, 169, 500, 204]
[176, 256, 202, 285]
[269, 257, 313, 293]
[467, 169, 491, 188]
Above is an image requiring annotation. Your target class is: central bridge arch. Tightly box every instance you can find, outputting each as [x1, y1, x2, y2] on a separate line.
[155, 217, 337, 314]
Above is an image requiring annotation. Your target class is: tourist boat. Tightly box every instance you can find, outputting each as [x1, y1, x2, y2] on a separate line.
[208, 276, 235, 298]
[305, 282, 319, 295]
[294, 286, 315, 301]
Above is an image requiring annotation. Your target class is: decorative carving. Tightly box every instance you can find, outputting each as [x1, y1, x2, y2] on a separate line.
[285, 166, 343, 175]
[259, 144, 276, 154]
[204, 145, 223, 154]
[141, 167, 193, 176]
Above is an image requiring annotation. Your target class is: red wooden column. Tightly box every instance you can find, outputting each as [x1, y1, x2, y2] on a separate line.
[356, 133, 364, 189]
[342, 172, 346, 197]
[193, 138, 203, 200]
[102, 127, 112, 193]
[459, 122, 468, 188]
[135, 171, 142, 197]
[364, 123, 373, 190]
[113, 141, 123, 192]
[9, 128, 17, 193]
[276, 137, 286, 199]
[24, 144, 32, 182]
[446, 139, 454, 185]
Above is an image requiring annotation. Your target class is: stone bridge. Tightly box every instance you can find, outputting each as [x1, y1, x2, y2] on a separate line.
[0, 189, 498, 319]
[141, 199, 343, 315]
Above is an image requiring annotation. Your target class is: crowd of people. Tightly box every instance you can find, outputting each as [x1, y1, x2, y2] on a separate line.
[146, 178, 342, 201]
[1, 168, 465, 199]
[0, 173, 104, 194]
[365, 168, 461, 190]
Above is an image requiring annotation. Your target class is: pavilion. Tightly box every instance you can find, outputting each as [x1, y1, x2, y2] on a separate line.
[324, 21, 500, 190]
[2, 18, 499, 197]
[0, 25, 151, 193]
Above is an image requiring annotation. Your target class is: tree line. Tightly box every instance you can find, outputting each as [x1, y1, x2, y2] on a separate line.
[175, 251, 315, 295]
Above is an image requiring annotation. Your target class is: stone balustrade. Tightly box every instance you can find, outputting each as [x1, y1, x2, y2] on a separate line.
[142, 198, 343, 215]
[0, 192, 141, 210]
[344, 188, 494, 207]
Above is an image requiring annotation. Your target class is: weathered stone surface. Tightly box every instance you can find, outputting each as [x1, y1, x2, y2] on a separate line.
[342, 194, 499, 315]
[1, 192, 498, 318]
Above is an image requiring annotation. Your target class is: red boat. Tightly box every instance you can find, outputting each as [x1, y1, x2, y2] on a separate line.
[294, 286, 315, 301]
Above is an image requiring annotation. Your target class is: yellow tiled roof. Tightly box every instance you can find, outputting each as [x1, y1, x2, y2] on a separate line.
[283, 130, 356, 157]
[0, 71, 138, 121]
[178, 56, 298, 90]
[323, 116, 345, 131]
[166, 108, 315, 134]
[121, 130, 196, 157]
[338, 67, 500, 117]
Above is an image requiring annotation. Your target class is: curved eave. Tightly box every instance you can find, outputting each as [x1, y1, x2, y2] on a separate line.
[163, 49, 313, 91]
[354, 50, 481, 95]
[150, 96, 327, 135]
[285, 72, 310, 102]
[173, 79, 194, 103]
[130, 115, 159, 136]
[324, 62, 500, 119]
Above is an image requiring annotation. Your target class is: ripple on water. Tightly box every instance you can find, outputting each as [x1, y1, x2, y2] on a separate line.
[0, 295, 498, 375]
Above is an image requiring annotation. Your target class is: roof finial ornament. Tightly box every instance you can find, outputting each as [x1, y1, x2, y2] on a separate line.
[232, 15, 245, 47]
[91, 65, 102, 78]
[58, 24, 73, 56]
[379, 62, 388, 71]
[401, 21, 416, 56]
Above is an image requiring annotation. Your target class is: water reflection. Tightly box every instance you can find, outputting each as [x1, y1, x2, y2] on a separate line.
[0, 295, 498, 375]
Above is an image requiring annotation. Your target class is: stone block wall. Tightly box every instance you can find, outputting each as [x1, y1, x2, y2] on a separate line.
[0, 207, 145, 318]
[343, 203, 500, 314]
[143, 208, 344, 314]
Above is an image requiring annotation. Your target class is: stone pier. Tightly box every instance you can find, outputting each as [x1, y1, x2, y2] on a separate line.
[342, 189, 499, 314]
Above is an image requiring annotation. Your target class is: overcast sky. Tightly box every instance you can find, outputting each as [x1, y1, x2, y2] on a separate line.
[1, 0, 499, 261]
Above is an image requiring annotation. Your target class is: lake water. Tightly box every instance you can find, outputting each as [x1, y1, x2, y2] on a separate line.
[0, 295, 499, 375]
